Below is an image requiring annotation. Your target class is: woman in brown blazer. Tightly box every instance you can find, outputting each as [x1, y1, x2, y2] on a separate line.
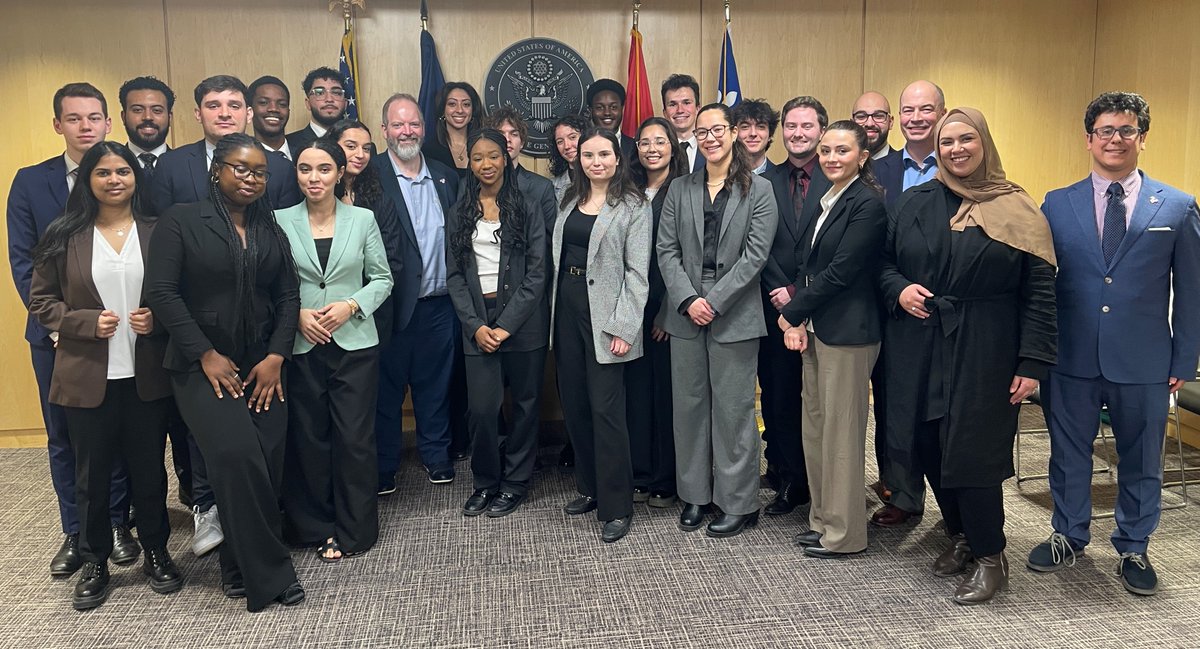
[29, 142, 180, 611]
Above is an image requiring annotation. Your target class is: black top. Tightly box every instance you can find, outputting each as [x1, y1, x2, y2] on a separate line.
[314, 236, 333, 272]
[702, 178, 729, 272]
[561, 207, 594, 271]
[421, 138, 469, 179]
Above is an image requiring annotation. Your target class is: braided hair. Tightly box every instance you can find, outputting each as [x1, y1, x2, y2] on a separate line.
[448, 129, 527, 272]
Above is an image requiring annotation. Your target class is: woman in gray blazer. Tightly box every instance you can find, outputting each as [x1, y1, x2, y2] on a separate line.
[553, 128, 651, 543]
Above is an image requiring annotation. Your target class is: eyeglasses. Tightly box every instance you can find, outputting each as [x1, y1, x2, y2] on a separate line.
[308, 87, 346, 99]
[693, 124, 730, 141]
[852, 110, 890, 123]
[636, 137, 669, 150]
[218, 161, 270, 182]
[1090, 125, 1142, 140]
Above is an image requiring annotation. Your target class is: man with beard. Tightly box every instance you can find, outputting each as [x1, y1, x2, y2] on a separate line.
[248, 76, 293, 161]
[119, 77, 173, 181]
[851, 91, 902, 206]
[371, 93, 460, 494]
[286, 67, 347, 153]
[732, 98, 779, 175]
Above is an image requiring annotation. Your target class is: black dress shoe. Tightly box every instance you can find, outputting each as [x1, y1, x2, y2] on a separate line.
[72, 561, 110, 610]
[275, 581, 306, 606]
[602, 515, 632, 543]
[803, 543, 862, 559]
[648, 490, 677, 508]
[222, 581, 247, 599]
[462, 489, 496, 517]
[678, 503, 707, 532]
[450, 448, 471, 462]
[705, 511, 760, 538]
[632, 487, 649, 503]
[110, 525, 141, 566]
[563, 495, 597, 515]
[794, 530, 822, 548]
[764, 483, 811, 516]
[143, 547, 184, 594]
[558, 444, 575, 468]
[51, 534, 83, 577]
[486, 492, 525, 518]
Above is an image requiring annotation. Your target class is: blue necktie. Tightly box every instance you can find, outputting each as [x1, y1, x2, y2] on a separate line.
[1102, 182, 1126, 266]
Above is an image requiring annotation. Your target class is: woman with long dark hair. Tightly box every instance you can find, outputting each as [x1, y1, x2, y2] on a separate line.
[553, 127, 650, 543]
[422, 82, 483, 177]
[276, 139, 393, 562]
[549, 114, 588, 202]
[447, 129, 548, 517]
[146, 133, 305, 611]
[29, 142, 181, 610]
[657, 103, 778, 539]
[777, 121, 888, 559]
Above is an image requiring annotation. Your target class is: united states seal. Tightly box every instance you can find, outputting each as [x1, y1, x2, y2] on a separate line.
[484, 38, 594, 158]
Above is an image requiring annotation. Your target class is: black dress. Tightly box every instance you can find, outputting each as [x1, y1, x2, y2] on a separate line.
[879, 181, 1057, 488]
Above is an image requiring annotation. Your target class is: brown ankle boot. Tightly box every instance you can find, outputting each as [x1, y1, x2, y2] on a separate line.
[932, 533, 973, 577]
[952, 551, 1008, 605]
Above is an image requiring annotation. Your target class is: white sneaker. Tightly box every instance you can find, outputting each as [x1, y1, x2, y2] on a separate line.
[192, 505, 224, 557]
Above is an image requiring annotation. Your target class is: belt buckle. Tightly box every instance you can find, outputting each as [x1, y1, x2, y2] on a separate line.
[568, 266, 584, 276]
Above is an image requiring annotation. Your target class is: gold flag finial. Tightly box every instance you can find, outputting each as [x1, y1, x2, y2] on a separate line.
[329, 0, 365, 32]
[633, 1, 641, 29]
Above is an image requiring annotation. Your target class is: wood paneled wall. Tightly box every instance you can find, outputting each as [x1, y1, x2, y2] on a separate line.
[1, 0, 1195, 430]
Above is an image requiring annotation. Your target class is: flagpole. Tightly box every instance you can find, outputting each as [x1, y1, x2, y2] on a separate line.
[633, 1, 640, 30]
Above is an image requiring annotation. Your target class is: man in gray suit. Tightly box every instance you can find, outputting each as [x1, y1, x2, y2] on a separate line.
[658, 103, 779, 539]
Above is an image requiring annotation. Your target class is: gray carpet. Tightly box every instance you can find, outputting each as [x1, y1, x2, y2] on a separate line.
[1, 409, 1198, 648]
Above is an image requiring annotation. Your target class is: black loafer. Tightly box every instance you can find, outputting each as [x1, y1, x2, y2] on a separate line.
[143, 547, 184, 594]
[462, 489, 496, 516]
[72, 561, 110, 610]
[602, 515, 632, 543]
[563, 495, 597, 515]
[51, 534, 83, 577]
[794, 530, 822, 548]
[678, 503, 707, 532]
[222, 581, 247, 599]
[705, 511, 760, 538]
[486, 492, 526, 518]
[632, 487, 649, 503]
[764, 483, 811, 516]
[803, 543, 862, 559]
[110, 525, 141, 566]
[648, 490, 677, 508]
[276, 581, 306, 606]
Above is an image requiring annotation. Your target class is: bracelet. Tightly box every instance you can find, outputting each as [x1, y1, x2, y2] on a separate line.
[345, 298, 360, 314]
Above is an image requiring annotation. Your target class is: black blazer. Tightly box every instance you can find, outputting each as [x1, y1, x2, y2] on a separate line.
[515, 164, 557, 245]
[445, 191, 548, 354]
[873, 148, 904, 208]
[285, 125, 320, 154]
[145, 198, 300, 372]
[371, 152, 461, 332]
[781, 179, 887, 345]
[356, 192, 405, 339]
[619, 135, 638, 166]
[760, 161, 832, 292]
[149, 140, 302, 216]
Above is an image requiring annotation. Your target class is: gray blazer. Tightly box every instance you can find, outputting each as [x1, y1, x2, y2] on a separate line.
[551, 194, 651, 364]
[656, 171, 779, 343]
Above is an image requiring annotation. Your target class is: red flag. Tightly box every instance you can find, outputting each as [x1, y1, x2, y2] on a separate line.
[622, 27, 653, 139]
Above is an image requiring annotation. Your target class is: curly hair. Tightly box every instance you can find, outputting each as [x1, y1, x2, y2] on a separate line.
[448, 129, 527, 272]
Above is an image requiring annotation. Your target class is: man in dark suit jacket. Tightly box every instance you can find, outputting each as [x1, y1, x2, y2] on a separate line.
[6, 82, 135, 576]
[661, 74, 705, 173]
[285, 67, 348, 153]
[150, 75, 300, 216]
[119, 76, 174, 182]
[853, 91, 903, 207]
[373, 93, 461, 493]
[587, 79, 638, 162]
[733, 98, 779, 176]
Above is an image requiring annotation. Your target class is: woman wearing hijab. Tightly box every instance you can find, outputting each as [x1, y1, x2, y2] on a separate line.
[879, 108, 1057, 605]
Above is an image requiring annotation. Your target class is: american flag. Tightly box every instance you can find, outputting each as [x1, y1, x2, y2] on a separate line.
[339, 27, 360, 121]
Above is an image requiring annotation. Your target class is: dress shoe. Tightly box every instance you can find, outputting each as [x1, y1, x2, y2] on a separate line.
[932, 533, 973, 577]
[51, 534, 83, 577]
[222, 581, 247, 599]
[869, 504, 920, 528]
[953, 552, 1008, 605]
[705, 511, 759, 539]
[558, 444, 575, 468]
[425, 465, 455, 485]
[462, 489, 496, 516]
[72, 561, 110, 610]
[192, 505, 224, 557]
[143, 547, 184, 594]
[1026, 532, 1083, 573]
[793, 530, 822, 548]
[632, 487, 649, 503]
[110, 525, 141, 565]
[1116, 552, 1158, 596]
[678, 503, 707, 532]
[275, 581, 306, 606]
[764, 483, 810, 516]
[377, 472, 397, 496]
[648, 490, 677, 508]
[803, 543, 862, 559]
[601, 515, 632, 543]
[869, 480, 892, 504]
[486, 492, 526, 518]
[563, 495, 598, 515]
[450, 448, 471, 462]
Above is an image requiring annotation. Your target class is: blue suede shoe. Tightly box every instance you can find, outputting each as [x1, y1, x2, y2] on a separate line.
[1116, 553, 1158, 596]
[1026, 532, 1083, 573]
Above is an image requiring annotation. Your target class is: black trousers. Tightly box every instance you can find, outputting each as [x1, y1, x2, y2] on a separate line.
[449, 330, 471, 456]
[757, 301, 809, 491]
[871, 338, 889, 484]
[165, 399, 192, 503]
[172, 363, 295, 612]
[283, 343, 380, 554]
[915, 418, 1006, 556]
[624, 320, 675, 493]
[555, 273, 633, 521]
[467, 346, 546, 495]
[64, 379, 170, 563]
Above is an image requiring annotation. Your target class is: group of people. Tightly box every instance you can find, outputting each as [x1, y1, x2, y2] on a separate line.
[7, 63, 1197, 614]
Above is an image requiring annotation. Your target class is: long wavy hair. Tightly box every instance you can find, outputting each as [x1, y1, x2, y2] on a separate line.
[823, 120, 885, 196]
[324, 119, 384, 209]
[696, 103, 753, 194]
[432, 82, 483, 147]
[548, 114, 588, 178]
[560, 127, 644, 211]
[628, 116, 687, 192]
[448, 129, 527, 272]
[33, 142, 148, 267]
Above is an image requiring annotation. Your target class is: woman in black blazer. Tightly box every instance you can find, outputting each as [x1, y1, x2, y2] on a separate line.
[28, 142, 180, 610]
[145, 133, 305, 612]
[778, 121, 888, 560]
[422, 82, 482, 178]
[447, 129, 548, 518]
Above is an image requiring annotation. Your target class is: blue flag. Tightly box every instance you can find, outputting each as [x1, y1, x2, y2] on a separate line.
[339, 28, 360, 121]
[716, 23, 741, 107]
[418, 29, 446, 131]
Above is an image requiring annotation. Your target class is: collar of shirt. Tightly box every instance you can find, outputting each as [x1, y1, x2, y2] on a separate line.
[261, 140, 292, 161]
[388, 150, 431, 182]
[753, 158, 771, 175]
[309, 122, 329, 138]
[901, 146, 936, 170]
[205, 140, 217, 167]
[818, 176, 857, 217]
[786, 155, 818, 178]
[871, 146, 892, 161]
[680, 135, 697, 150]
[63, 152, 80, 191]
[126, 142, 168, 159]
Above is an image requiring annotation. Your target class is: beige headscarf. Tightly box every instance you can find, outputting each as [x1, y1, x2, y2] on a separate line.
[934, 108, 1056, 266]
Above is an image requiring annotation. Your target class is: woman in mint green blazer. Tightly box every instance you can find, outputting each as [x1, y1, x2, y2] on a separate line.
[275, 140, 393, 563]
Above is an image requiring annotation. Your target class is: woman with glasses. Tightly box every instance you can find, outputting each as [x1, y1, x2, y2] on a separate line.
[423, 82, 483, 177]
[658, 104, 778, 538]
[146, 133, 305, 612]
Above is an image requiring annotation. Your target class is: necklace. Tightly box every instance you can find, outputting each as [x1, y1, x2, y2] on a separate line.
[705, 177, 727, 187]
[101, 218, 134, 237]
[310, 215, 335, 233]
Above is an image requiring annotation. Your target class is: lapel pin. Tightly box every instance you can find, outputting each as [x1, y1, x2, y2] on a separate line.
[1148, 196, 1159, 204]
[439, 178, 446, 184]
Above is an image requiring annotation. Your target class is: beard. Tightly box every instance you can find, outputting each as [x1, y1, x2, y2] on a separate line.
[126, 120, 167, 150]
[311, 106, 345, 128]
[388, 138, 422, 161]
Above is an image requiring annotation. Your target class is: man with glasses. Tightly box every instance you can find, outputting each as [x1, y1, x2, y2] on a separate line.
[851, 91, 902, 205]
[286, 67, 348, 153]
[1029, 92, 1200, 597]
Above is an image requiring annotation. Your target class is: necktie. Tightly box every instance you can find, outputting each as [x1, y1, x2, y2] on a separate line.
[138, 153, 158, 179]
[791, 167, 809, 226]
[67, 168, 79, 192]
[1102, 182, 1126, 265]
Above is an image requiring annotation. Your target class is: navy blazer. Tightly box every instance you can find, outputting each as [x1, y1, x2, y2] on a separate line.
[149, 140, 302, 216]
[7, 155, 69, 342]
[371, 152, 460, 332]
[1043, 173, 1200, 383]
[285, 125, 321, 155]
[873, 148, 904, 208]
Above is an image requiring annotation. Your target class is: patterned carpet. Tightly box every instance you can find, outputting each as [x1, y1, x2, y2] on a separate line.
[1, 410, 1197, 649]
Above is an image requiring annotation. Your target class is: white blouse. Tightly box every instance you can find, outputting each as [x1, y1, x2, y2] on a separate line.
[473, 219, 503, 294]
[92, 226, 143, 379]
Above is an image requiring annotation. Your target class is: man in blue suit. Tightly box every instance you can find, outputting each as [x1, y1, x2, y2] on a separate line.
[6, 82, 137, 576]
[1028, 92, 1200, 596]
[372, 93, 461, 494]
